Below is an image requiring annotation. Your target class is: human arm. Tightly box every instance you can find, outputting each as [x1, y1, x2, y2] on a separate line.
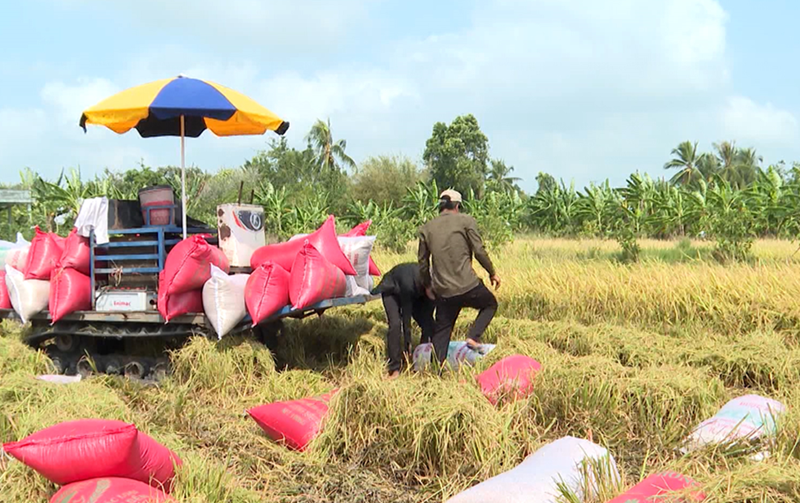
[466, 218, 501, 289]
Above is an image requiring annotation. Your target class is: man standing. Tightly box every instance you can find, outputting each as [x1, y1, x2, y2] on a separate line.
[418, 189, 501, 367]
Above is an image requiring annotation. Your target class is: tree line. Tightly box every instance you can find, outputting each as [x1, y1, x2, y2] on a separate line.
[2, 114, 799, 261]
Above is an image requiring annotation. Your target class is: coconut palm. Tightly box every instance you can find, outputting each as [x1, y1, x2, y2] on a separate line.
[664, 141, 703, 186]
[486, 159, 522, 194]
[305, 118, 356, 173]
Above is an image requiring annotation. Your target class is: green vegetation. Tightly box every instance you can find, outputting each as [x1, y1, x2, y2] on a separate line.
[5, 114, 800, 262]
[3, 240, 800, 501]
[5, 115, 800, 501]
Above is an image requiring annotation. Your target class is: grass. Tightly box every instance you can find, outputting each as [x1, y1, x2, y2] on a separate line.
[3, 237, 800, 501]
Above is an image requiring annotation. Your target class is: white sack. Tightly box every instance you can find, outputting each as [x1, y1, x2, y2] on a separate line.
[447, 436, 619, 503]
[5, 264, 50, 323]
[413, 341, 496, 372]
[202, 264, 250, 339]
[345, 276, 371, 297]
[683, 394, 786, 453]
[2, 234, 30, 271]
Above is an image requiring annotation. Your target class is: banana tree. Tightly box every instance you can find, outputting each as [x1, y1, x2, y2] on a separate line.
[575, 181, 617, 235]
[403, 180, 439, 227]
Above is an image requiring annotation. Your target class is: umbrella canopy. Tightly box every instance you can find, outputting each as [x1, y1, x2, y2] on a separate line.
[80, 75, 289, 138]
[80, 75, 289, 238]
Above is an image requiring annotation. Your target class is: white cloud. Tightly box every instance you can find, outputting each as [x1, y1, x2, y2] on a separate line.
[63, 0, 375, 54]
[41, 78, 118, 125]
[9, 0, 800, 188]
[721, 96, 799, 145]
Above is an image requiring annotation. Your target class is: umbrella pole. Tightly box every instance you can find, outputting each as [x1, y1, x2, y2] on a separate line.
[180, 115, 187, 239]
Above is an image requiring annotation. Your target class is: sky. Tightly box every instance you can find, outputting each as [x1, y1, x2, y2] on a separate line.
[1, 0, 799, 193]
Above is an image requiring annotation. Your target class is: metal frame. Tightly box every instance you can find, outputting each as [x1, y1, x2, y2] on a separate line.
[90, 204, 215, 309]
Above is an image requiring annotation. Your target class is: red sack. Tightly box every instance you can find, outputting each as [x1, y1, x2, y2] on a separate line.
[251, 215, 357, 276]
[24, 227, 66, 280]
[248, 391, 335, 451]
[2, 419, 181, 489]
[49, 267, 91, 323]
[0, 270, 11, 309]
[289, 242, 346, 310]
[158, 285, 203, 323]
[245, 262, 291, 326]
[161, 235, 229, 297]
[607, 472, 705, 502]
[50, 478, 175, 503]
[342, 220, 381, 276]
[476, 355, 541, 405]
[57, 228, 91, 275]
[341, 220, 372, 237]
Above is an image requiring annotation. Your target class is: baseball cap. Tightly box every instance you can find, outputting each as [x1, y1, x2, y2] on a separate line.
[439, 189, 462, 203]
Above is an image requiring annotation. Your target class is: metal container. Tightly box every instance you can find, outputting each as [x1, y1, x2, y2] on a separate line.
[217, 204, 265, 268]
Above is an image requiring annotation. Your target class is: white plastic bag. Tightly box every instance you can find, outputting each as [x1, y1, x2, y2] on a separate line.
[2, 234, 30, 271]
[5, 264, 50, 323]
[413, 341, 496, 372]
[202, 265, 249, 339]
[447, 436, 619, 503]
[683, 394, 786, 453]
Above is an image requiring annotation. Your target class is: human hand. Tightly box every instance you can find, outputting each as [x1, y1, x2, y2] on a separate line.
[425, 287, 435, 300]
[490, 275, 501, 290]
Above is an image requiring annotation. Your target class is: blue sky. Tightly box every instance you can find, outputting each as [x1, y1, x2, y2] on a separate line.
[1, 0, 799, 193]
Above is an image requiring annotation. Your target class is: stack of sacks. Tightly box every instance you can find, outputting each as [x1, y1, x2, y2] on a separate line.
[5, 227, 61, 323]
[251, 215, 356, 275]
[413, 341, 497, 372]
[291, 219, 382, 279]
[49, 228, 93, 323]
[158, 234, 229, 322]
[248, 391, 337, 451]
[2, 419, 181, 502]
[340, 219, 382, 277]
[245, 215, 376, 324]
[446, 436, 619, 503]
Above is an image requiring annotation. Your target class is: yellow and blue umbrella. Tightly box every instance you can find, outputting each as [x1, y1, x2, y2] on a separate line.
[80, 75, 289, 237]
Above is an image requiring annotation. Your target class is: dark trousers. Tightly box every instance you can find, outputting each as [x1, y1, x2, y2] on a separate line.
[432, 282, 498, 365]
[382, 294, 435, 372]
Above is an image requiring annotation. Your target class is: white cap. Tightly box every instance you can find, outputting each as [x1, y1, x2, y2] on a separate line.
[439, 189, 462, 203]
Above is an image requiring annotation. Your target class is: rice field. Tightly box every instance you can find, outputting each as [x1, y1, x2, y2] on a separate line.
[3, 237, 800, 502]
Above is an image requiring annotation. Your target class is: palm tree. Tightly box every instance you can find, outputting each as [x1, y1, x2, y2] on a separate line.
[486, 159, 522, 193]
[734, 147, 762, 188]
[697, 153, 720, 182]
[664, 141, 702, 186]
[305, 118, 356, 173]
[714, 140, 739, 186]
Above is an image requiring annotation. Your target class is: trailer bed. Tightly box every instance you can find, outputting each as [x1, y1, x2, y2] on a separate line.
[0, 293, 379, 330]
